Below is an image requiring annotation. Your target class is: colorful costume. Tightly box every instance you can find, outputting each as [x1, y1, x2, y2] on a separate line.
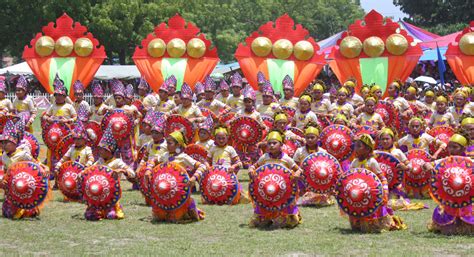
[12, 76, 37, 131]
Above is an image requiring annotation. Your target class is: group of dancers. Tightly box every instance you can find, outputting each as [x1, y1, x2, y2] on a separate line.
[0, 71, 472, 235]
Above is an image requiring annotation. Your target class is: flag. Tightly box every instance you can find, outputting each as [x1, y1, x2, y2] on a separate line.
[437, 43, 446, 85]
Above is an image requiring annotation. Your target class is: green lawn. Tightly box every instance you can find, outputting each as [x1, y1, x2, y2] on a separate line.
[0, 115, 471, 256]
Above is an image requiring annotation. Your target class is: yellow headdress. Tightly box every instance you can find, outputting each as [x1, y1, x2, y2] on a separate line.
[214, 125, 229, 136]
[370, 85, 381, 94]
[344, 80, 356, 88]
[425, 90, 435, 97]
[313, 83, 324, 92]
[304, 123, 320, 136]
[380, 127, 395, 139]
[299, 94, 312, 103]
[334, 114, 349, 124]
[449, 134, 468, 147]
[274, 112, 288, 122]
[407, 86, 417, 94]
[338, 87, 349, 95]
[461, 117, 474, 126]
[266, 130, 284, 143]
[436, 95, 448, 103]
[169, 130, 186, 147]
[356, 133, 375, 150]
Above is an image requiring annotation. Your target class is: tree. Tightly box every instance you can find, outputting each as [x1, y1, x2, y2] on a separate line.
[393, 0, 473, 35]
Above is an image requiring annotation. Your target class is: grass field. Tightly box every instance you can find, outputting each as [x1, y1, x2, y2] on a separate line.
[0, 117, 472, 256]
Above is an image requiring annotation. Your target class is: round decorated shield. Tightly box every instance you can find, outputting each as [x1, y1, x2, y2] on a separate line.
[335, 168, 384, 218]
[281, 106, 296, 118]
[55, 134, 74, 158]
[427, 126, 455, 158]
[184, 144, 208, 164]
[23, 132, 40, 159]
[79, 165, 121, 210]
[148, 162, 191, 210]
[42, 121, 70, 151]
[5, 161, 49, 209]
[249, 163, 298, 211]
[200, 166, 239, 205]
[353, 125, 376, 138]
[165, 114, 194, 143]
[431, 156, 473, 210]
[85, 121, 103, 147]
[57, 161, 85, 201]
[374, 151, 403, 190]
[262, 116, 274, 130]
[218, 112, 235, 125]
[199, 107, 218, 121]
[406, 149, 432, 188]
[101, 109, 133, 139]
[320, 125, 354, 161]
[0, 113, 18, 133]
[287, 127, 304, 139]
[230, 116, 263, 145]
[301, 152, 342, 194]
[131, 99, 145, 115]
[375, 100, 399, 131]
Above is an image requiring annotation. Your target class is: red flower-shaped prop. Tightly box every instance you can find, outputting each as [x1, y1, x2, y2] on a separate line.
[234, 14, 326, 96]
[23, 13, 106, 96]
[133, 14, 219, 92]
[328, 10, 422, 95]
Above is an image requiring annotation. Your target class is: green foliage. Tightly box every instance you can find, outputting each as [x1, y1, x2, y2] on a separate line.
[1, 0, 364, 64]
[394, 0, 472, 35]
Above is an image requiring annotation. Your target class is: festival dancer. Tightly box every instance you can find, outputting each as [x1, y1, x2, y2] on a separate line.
[196, 116, 215, 151]
[293, 94, 318, 129]
[72, 80, 90, 114]
[145, 130, 207, 223]
[215, 79, 230, 105]
[257, 80, 281, 118]
[197, 76, 230, 116]
[311, 81, 332, 117]
[293, 123, 335, 207]
[331, 87, 354, 119]
[0, 76, 13, 113]
[354, 95, 385, 130]
[428, 94, 457, 128]
[137, 77, 158, 113]
[346, 134, 407, 233]
[85, 127, 136, 220]
[1, 120, 49, 219]
[206, 124, 249, 204]
[172, 83, 205, 123]
[12, 75, 37, 132]
[248, 130, 303, 229]
[422, 133, 474, 235]
[156, 80, 176, 113]
[89, 81, 107, 123]
[227, 73, 244, 112]
[377, 128, 427, 211]
[280, 75, 299, 109]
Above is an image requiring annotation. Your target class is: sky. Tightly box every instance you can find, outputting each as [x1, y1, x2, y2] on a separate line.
[360, 0, 408, 21]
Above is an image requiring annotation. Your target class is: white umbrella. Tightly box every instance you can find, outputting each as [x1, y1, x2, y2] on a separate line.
[414, 76, 437, 84]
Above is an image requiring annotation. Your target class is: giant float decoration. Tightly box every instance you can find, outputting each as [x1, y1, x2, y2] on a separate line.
[234, 14, 326, 96]
[445, 21, 474, 85]
[22, 13, 106, 97]
[328, 10, 422, 95]
[133, 14, 219, 91]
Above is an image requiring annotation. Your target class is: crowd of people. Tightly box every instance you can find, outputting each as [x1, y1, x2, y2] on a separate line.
[0, 71, 472, 235]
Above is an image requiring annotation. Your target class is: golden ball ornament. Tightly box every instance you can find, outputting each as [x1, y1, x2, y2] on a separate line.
[339, 36, 362, 58]
[166, 38, 186, 58]
[294, 40, 314, 61]
[147, 38, 166, 58]
[35, 36, 55, 57]
[74, 38, 93, 57]
[272, 39, 293, 59]
[363, 36, 385, 57]
[186, 38, 206, 58]
[385, 34, 408, 55]
[459, 32, 474, 55]
[55, 36, 74, 57]
[251, 37, 272, 57]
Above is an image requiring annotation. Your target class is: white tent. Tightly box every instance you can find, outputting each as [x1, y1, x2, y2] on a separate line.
[0, 62, 142, 79]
